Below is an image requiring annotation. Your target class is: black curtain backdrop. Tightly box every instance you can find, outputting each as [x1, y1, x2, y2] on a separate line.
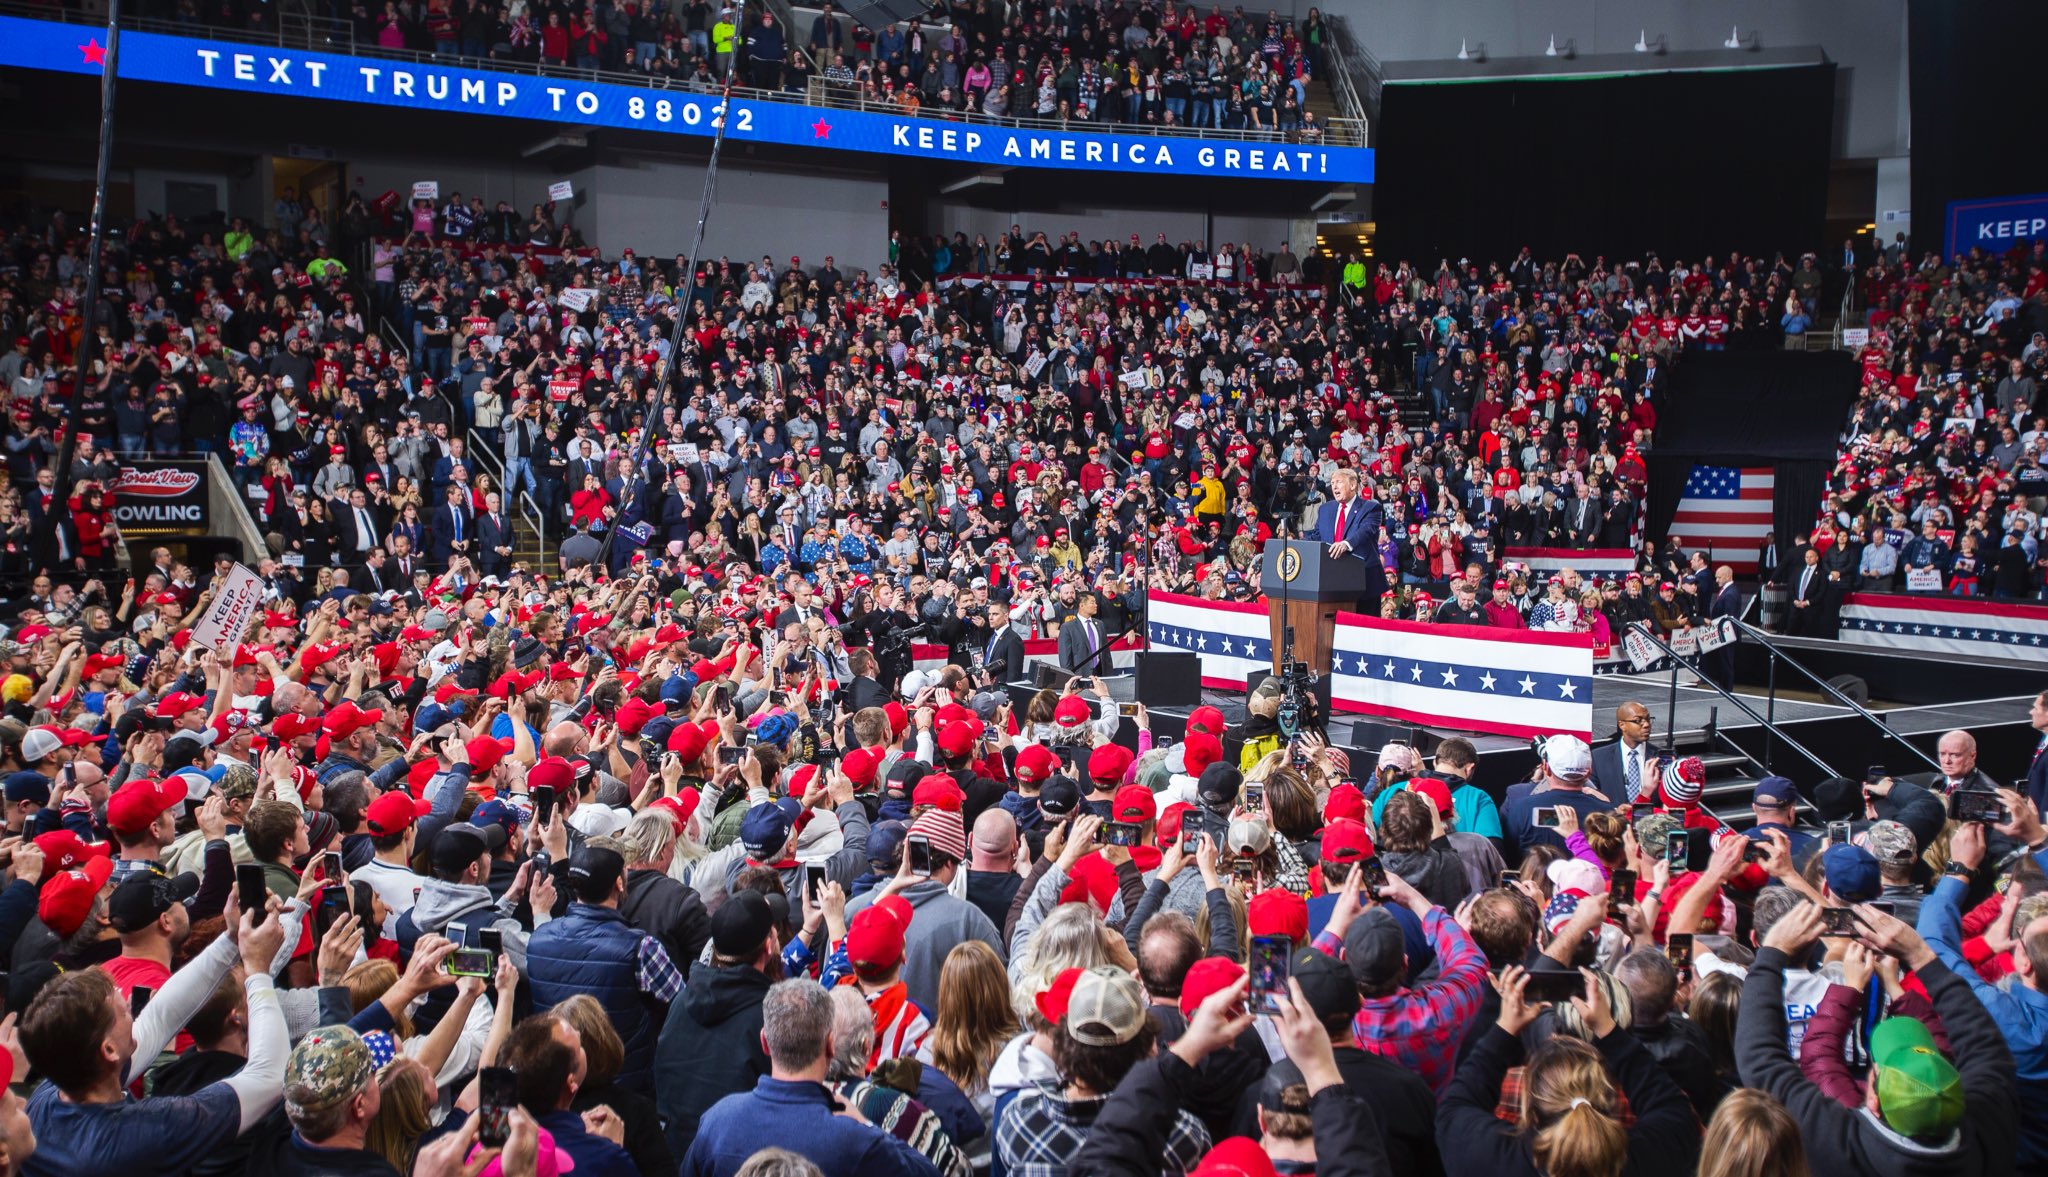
[1644, 351, 1858, 557]
[1909, 0, 2048, 256]
[1375, 66, 1834, 265]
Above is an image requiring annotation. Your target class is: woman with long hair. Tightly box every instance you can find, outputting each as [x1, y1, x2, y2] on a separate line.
[1688, 970, 1746, 1091]
[556, 993, 676, 1177]
[920, 941, 1016, 1120]
[1697, 1089, 1808, 1177]
[364, 1057, 438, 1175]
[1439, 965, 1697, 1176]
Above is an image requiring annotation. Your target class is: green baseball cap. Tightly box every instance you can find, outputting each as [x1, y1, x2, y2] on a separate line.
[1870, 1015, 1964, 1138]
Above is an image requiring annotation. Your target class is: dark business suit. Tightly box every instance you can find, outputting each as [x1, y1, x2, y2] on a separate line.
[430, 503, 475, 568]
[1704, 581, 1740, 690]
[477, 510, 514, 578]
[1314, 495, 1389, 605]
[1058, 615, 1112, 676]
[979, 625, 1027, 684]
[1785, 563, 1830, 637]
[1591, 738, 1668, 803]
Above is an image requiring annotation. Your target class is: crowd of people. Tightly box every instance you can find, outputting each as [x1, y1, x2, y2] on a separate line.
[84, 0, 1340, 142]
[10, 151, 2048, 1175]
[0, 578, 2034, 1177]
[1794, 239, 2048, 602]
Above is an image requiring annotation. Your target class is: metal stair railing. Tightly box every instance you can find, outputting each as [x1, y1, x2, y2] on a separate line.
[1623, 621, 1839, 780]
[1724, 616, 1943, 776]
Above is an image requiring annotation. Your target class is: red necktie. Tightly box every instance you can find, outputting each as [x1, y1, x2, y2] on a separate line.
[1335, 503, 1348, 539]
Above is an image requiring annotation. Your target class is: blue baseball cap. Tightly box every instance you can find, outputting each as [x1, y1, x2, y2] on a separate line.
[1822, 842, 1881, 902]
[2, 772, 48, 806]
[640, 716, 677, 751]
[1753, 776, 1799, 808]
[413, 703, 451, 734]
[470, 799, 523, 838]
[866, 819, 910, 870]
[739, 797, 802, 861]
[660, 674, 695, 708]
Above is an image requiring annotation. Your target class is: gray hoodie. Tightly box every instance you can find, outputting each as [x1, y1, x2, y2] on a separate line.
[409, 876, 532, 974]
[844, 876, 1003, 1012]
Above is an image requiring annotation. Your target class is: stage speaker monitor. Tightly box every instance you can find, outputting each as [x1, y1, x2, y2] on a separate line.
[1034, 663, 1073, 691]
[843, 0, 930, 33]
[1134, 651, 1201, 707]
[1826, 674, 1869, 707]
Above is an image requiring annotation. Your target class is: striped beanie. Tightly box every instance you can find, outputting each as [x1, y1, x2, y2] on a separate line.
[1662, 756, 1706, 806]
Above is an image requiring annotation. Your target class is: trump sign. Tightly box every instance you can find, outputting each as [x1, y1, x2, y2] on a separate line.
[2, 15, 1375, 184]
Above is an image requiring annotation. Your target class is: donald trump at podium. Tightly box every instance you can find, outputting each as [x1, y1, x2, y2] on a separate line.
[1316, 468, 1389, 604]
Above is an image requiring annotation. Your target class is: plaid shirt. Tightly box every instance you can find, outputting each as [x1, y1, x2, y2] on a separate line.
[995, 1080, 1211, 1177]
[1316, 907, 1487, 1094]
[635, 935, 684, 1003]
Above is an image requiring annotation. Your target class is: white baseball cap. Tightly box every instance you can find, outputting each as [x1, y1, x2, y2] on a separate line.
[1542, 734, 1592, 782]
[19, 727, 63, 763]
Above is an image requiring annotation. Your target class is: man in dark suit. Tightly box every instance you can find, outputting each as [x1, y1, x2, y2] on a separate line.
[843, 647, 891, 713]
[336, 488, 384, 564]
[977, 602, 1028, 684]
[1757, 532, 1784, 585]
[1590, 700, 1667, 803]
[1057, 592, 1112, 676]
[1903, 729, 2003, 797]
[1313, 467, 1388, 606]
[477, 492, 514, 579]
[1599, 488, 1637, 549]
[1784, 546, 1830, 637]
[2025, 691, 2048, 815]
[360, 548, 399, 594]
[430, 485, 474, 570]
[1702, 563, 1741, 690]
[1566, 484, 1600, 549]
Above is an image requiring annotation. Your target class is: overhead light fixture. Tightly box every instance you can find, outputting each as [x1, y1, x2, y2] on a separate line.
[1545, 34, 1559, 56]
[1634, 30, 1665, 54]
[1724, 26, 1757, 50]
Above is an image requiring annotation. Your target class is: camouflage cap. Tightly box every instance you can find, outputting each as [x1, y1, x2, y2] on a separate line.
[1862, 819, 1918, 872]
[284, 1025, 374, 1117]
[217, 763, 259, 802]
[1632, 811, 1684, 859]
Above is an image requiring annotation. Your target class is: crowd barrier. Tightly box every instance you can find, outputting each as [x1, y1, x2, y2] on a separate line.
[1837, 592, 2048, 658]
[1148, 592, 1593, 739]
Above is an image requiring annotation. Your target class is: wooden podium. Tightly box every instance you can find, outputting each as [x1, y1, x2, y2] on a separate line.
[1258, 538, 1374, 677]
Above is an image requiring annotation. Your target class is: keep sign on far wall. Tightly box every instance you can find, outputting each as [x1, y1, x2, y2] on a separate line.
[1, 14, 1374, 183]
[1944, 192, 2048, 261]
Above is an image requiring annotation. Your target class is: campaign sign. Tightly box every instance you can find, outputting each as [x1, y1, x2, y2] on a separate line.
[9, 16, 1375, 183]
[109, 460, 210, 532]
[1944, 192, 2048, 261]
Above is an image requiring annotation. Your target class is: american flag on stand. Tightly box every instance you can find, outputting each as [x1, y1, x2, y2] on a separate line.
[1671, 465, 1774, 573]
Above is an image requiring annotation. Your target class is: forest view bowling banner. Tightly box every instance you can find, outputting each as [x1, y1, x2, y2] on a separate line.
[4, 16, 1375, 183]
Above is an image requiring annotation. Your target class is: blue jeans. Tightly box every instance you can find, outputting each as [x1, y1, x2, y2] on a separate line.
[1210, 97, 1226, 126]
[1165, 97, 1185, 121]
[507, 457, 537, 501]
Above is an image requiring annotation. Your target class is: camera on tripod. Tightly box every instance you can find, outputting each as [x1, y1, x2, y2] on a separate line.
[1275, 625, 1318, 740]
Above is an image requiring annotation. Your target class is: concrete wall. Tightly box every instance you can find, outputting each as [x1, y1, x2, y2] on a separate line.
[929, 202, 1293, 252]
[337, 153, 891, 269]
[1329, 0, 1909, 160]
